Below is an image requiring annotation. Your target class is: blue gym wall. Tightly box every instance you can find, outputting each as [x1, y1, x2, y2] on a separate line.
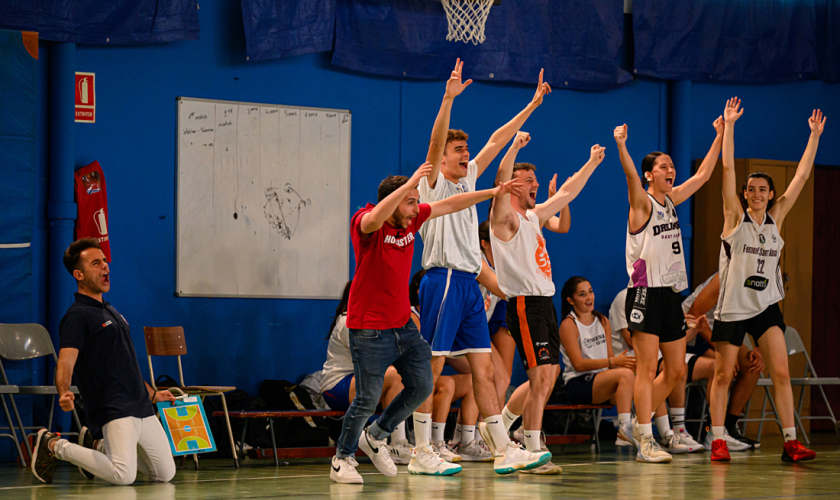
[5, 0, 840, 462]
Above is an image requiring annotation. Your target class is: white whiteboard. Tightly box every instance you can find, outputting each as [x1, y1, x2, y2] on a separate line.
[176, 97, 351, 298]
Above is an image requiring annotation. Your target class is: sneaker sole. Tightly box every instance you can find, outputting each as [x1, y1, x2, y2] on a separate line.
[635, 453, 673, 463]
[330, 473, 364, 484]
[495, 451, 551, 475]
[711, 455, 731, 461]
[408, 465, 462, 475]
[358, 433, 397, 477]
[459, 455, 494, 462]
[519, 465, 562, 475]
[31, 429, 50, 484]
[781, 452, 815, 463]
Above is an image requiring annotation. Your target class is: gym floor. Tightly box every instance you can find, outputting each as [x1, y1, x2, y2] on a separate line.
[0, 434, 838, 499]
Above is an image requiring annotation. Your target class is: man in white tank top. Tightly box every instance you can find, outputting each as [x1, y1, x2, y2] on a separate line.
[489, 137, 604, 470]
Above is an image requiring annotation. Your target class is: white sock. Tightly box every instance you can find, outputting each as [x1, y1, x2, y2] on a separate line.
[618, 413, 631, 425]
[783, 427, 797, 442]
[669, 407, 686, 432]
[391, 421, 406, 443]
[453, 423, 462, 444]
[432, 422, 445, 444]
[502, 405, 520, 432]
[712, 426, 726, 440]
[655, 414, 672, 437]
[413, 412, 432, 448]
[484, 415, 510, 453]
[524, 430, 541, 452]
[638, 423, 653, 437]
[461, 425, 476, 446]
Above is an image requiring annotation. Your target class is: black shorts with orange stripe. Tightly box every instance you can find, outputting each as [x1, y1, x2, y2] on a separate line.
[505, 296, 560, 371]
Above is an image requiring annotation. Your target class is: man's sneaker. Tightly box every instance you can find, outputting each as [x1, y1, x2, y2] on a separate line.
[726, 425, 760, 449]
[493, 441, 551, 475]
[388, 439, 413, 465]
[407, 445, 462, 475]
[477, 422, 499, 456]
[31, 429, 59, 484]
[511, 426, 524, 444]
[616, 437, 634, 446]
[711, 439, 731, 461]
[703, 427, 749, 452]
[519, 449, 562, 475]
[781, 440, 816, 463]
[77, 427, 96, 480]
[357, 428, 397, 477]
[457, 439, 494, 462]
[432, 441, 461, 463]
[674, 429, 704, 453]
[330, 456, 363, 484]
[636, 433, 672, 463]
[659, 432, 690, 454]
[617, 418, 639, 448]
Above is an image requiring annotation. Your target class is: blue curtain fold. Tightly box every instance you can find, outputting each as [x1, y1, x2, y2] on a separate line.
[241, 0, 335, 62]
[815, 0, 840, 82]
[0, 0, 199, 44]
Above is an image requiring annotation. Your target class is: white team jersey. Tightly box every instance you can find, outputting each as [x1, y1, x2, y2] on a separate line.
[626, 193, 688, 291]
[560, 311, 609, 383]
[320, 314, 354, 393]
[479, 254, 501, 322]
[419, 159, 482, 274]
[715, 212, 784, 322]
[490, 210, 555, 298]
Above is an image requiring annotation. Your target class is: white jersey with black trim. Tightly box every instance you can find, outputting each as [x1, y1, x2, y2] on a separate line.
[625, 193, 688, 291]
[715, 212, 784, 322]
[560, 311, 609, 383]
[490, 210, 555, 298]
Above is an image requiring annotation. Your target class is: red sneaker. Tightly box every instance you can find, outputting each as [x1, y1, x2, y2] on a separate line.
[710, 439, 731, 461]
[782, 440, 816, 462]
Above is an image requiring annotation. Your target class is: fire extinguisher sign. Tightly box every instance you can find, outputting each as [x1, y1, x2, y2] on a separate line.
[75, 72, 95, 123]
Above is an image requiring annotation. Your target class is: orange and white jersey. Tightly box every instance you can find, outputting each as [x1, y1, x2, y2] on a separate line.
[490, 210, 555, 298]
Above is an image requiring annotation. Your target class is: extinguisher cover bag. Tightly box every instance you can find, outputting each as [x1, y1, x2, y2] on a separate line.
[74, 160, 111, 261]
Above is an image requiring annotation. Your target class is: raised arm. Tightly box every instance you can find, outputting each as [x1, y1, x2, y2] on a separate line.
[721, 98, 745, 237]
[771, 109, 826, 227]
[426, 59, 473, 189]
[614, 124, 651, 230]
[543, 174, 571, 233]
[671, 116, 724, 206]
[429, 179, 521, 220]
[532, 145, 605, 224]
[359, 163, 432, 234]
[55, 347, 79, 411]
[474, 70, 550, 177]
[494, 131, 530, 187]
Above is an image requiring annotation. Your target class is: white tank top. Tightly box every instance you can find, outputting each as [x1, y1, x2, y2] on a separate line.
[560, 311, 609, 383]
[715, 212, 784, 322]
[489, 210, 555, 298]
[626, 193, 688, 291]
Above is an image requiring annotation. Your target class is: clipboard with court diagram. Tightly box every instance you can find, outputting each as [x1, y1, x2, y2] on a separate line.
[157, 397, 217, 456]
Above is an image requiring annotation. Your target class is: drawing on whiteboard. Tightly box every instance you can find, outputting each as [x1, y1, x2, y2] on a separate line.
[263, 184, 311, 239]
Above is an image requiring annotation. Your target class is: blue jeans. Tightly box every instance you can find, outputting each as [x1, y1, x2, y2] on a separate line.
[335, 318, 433, 458]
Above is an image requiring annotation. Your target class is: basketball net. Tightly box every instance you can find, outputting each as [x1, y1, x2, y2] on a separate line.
[440, 0, 494, 45]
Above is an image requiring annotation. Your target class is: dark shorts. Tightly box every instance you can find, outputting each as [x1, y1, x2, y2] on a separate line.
[322, 373, 354, 412]
[488, 299, 508, 336]
[565, 372, 602, 405]
[625, 286, 687, 343]
[712, 303, 785, 347]
[506, 296, 560, 371]
[658, 354, 701, 384]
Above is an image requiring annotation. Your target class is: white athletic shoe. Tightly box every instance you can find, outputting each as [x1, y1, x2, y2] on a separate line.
[674, 428, 704, 453]
[432, 441, 462, 463]
[458, 439, 494, 462]
[330, 456, 363, 484]
[358, 428, 397, 477]
[518, 448, 562, 475]
[617, 418, 639, 448]
[636, 434, 673, 463]
[388, 439, 413, 465]
[493, 441, 551, 475]
[703, 427, 750, 452]
[477, 422, 501, 457]
[407, 445, 462, 476]
[511, 427, 547, 449]
[659, 431, 691, 454]
[615, 436, 634, 447]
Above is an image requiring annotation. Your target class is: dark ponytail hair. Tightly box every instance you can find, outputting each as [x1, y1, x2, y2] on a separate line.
[327, 280, 353, 339]
[560, 276, 604, 322]
[739, 171, 776, 211]
[478, 220, 490, 243]
[640, 152, 666, 187]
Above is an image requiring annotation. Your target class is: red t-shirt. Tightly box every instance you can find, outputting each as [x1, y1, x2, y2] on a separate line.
[347, 202, 432, 330]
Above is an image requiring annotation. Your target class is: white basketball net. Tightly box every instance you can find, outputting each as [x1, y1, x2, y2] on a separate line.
[441, 0, 494, 45]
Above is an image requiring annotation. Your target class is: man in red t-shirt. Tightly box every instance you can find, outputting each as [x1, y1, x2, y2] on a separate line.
[330, 162, 520, 484]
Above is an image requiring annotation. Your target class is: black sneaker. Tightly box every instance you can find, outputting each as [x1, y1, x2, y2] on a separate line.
[726, 426, 760, 449]
[78, 427, 96, 480]
[32, 429, 58, 484]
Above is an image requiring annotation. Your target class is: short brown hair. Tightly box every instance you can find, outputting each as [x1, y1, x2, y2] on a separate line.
[377, 175, 409, 202]
[511, 162, 536, 179]
[446, 129, 469, 148]
[63, 238, 101, 276]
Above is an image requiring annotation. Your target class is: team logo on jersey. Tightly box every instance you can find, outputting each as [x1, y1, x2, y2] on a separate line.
[744, 276, 769, 291]
[656, 210, 665, 220]
[101, 320, 113, 327]
[534, 235, 552, 280]
[759, 234, 766, 244]
[630, 308, 645, 324]
[772, 234, 777, 243]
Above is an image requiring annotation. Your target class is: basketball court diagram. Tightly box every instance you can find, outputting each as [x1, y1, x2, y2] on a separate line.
[158, 399, 217, 456]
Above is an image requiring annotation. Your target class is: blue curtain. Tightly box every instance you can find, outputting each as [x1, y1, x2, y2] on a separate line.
[241, 0, 335, 62]
[816, 0, 840, 82]
[0, 0, 199, 44]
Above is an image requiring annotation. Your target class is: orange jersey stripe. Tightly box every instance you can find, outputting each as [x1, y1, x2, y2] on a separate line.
[516, 297, 537, 369]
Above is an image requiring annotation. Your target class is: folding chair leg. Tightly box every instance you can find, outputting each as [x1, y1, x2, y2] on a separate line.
[7, 394, 32, 459]
[1, 395, 27, 468]
[764, 389, 785, 436]
[593, 409, 602, 454]
[269, 418, 279, 467]
[795, 385, 810, 445]
[219, 394, 239, 468]
[817, 385, 837, 426]
[757, 391, 769, 441]
[561, 413, 571, 454]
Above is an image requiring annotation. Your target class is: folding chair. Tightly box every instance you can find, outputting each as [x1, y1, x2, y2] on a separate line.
[0, 323, 83, 459]
[0, 383, 26, 467]
[738, 336, 783, 441]
[144, 326, 239, 468]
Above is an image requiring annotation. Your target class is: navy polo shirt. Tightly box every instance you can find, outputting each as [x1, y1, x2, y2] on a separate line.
[59, 293, 155, 435]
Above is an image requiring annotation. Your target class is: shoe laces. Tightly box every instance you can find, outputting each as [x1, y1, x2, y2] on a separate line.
[641, 435, 664, 455]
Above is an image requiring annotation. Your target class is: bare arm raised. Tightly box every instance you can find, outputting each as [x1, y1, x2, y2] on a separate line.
[360, 163, 432, 234]
[531, 145, 605, 225]
[721, 98, 745, 238]
[429, 179, 522, 220]
[670, 116, 724, 206]
[426, 59, 473, 190]
[543, 174, 571, 233]
[614, 124, 652, 232]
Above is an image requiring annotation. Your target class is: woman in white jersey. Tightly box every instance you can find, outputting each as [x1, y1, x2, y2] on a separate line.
[613, 116, 724, 462]
[708, 99, 825, 463]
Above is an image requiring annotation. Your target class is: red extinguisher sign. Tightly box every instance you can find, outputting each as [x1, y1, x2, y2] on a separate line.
[75, 72, 95, 123]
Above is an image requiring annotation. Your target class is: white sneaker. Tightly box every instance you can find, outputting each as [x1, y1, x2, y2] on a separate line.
[636, 433, 673, 463]
[432, 441, 462, 463]
[659, 432, 691, 454]
[407, 445, 462, 476]
[512, 426, 524, 444]
[477, 422, 500, 456]
[703, 427, 750, 452]
[617, 418, 639, 448]
[358, 428, 397, 477]
[388, 439, 413, 465]
[519, 447, 562, 474]
[331, 456, 363, 484]
[615, 436, 634, 447]
[674, 429, 704, 453]
[493, 441, 551, 475]
[458, 439, 494, 462]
